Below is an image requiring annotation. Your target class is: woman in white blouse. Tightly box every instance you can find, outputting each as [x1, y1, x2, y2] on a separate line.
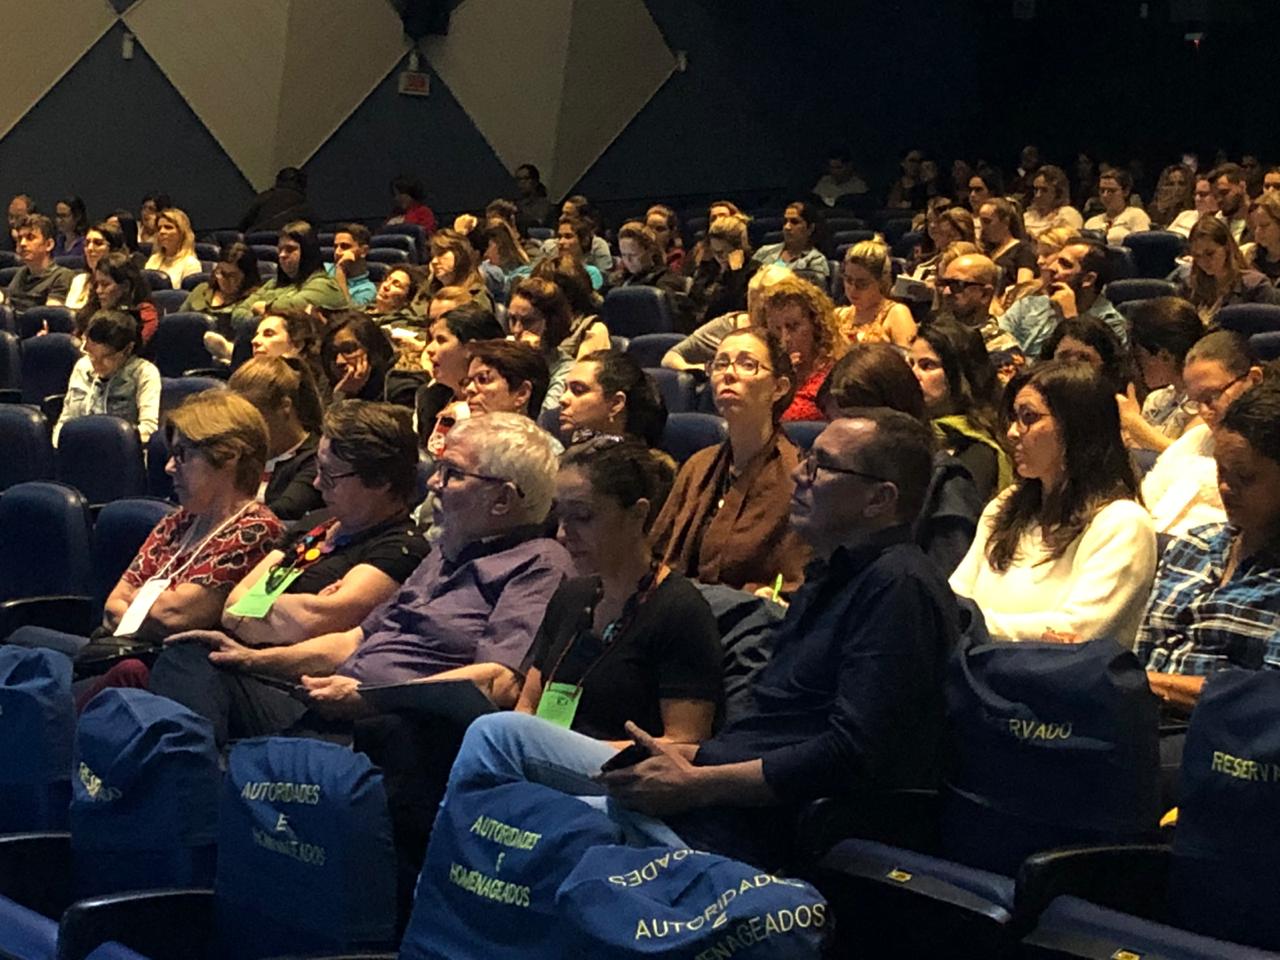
[143, 207, 202, 289]
[950, 360, 1156, 647]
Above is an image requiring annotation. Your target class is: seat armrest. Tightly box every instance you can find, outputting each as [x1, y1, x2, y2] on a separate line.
[58, 889, 215, 960]
[1015, 843, 1172, 923]
[0, 832, 71, 916]
[0, 595, 96, 637]
[795, 789, 941, 862]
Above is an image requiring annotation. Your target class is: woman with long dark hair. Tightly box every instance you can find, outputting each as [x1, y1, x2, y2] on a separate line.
[234, 220, 345, 327]
[949, 361, 1157, 645]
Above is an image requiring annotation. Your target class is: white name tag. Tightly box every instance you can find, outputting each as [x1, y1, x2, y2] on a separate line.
[113, 577, 172, 637]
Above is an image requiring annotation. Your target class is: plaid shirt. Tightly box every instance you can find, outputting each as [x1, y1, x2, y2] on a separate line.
[1137, 523, 1280, 676]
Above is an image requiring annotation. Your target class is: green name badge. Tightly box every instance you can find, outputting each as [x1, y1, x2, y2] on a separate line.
[535, 681, 582, 730]
[226, 568, 303, 619]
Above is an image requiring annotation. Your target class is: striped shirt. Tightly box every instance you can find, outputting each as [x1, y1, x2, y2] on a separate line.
[1137, 523, 1280, 676]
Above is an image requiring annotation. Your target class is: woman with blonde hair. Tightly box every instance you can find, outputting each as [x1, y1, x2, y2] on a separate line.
[837, 238, 916, 346]
[690, 213, 755, 324]
[1022, 165, 1083, 239]
[423, 228, 493, 314]
[144, 207, 202, 288]
[661, 262, 790, 372]
[910, 206, 976, 281]
[1178, 215, 1280, 324]
[687, 199, 747, 274]
[995, 225, 1079, 314]
[759, 272, 846, 420]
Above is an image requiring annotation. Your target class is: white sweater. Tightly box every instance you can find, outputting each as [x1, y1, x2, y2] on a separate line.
[949, 494, 1157, 648]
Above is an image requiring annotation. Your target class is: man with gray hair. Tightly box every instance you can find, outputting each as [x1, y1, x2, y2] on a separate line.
[153, 412, 571, 741]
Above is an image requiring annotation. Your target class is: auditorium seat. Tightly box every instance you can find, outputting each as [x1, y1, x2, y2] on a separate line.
[90, 498, 174, 618]
[159, 376, 224, 420]
[55, 254, 85, 271]
[0, 480, 94, 636]
[645, 367, 697, 413]
[141, 270, 172, 291]
[251, 244, 277, 264]
[832, 229, 876, 246]
[318, 232, 337, 246]
[1250, 331, 1280, 362]
[151, 289, 188, 317]
[0, 303, 15, 334]
[1104, 244, 1137, 282]
[826, 216, 868, 232]
[19, 306, 75, 339]
[893, 229, 926, 259]
[145, 431, 174, 501]
[59, 737, 397, 960]
[375, 222, 426, 259]
[193, 242, 219, 261]
[0, 250, 17, 268]
[367, 247, 409, 265]
[369, 233, 416, 261]
[602, 286, 675, 338]
[0, 329, 20, 401]
[1123, 230, 1186, 279]
[20, 333, 78, 406]
[625, 332, 683, 368]
[55, 416, 147, 508]
[181, 272, 209, 292]
[210, 230, 243, 249]
[366, 262, 389, 284]
[1217, 303, 1280, 337]
[1104, 278, 1177, 305]
[0, 404, 53, 490]
[782, 419, 826, 451]
[527, 226, 552, 241]
[245, 231, 278, 246]
[659, 412, 727, 463]
[0, 266, 19, 285]
[151, 313, 214, 377]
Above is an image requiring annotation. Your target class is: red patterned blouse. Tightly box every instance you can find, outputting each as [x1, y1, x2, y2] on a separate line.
[123, 503, 284, 590]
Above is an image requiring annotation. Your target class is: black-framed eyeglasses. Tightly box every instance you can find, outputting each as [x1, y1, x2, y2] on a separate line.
[707, 355, 771, 377]
[316, 467, 359, 489]
[1184, 373, 1248, 415]
[433, 459, 525, 497]
[1010, 407, 1049, 433]
[460, 369, 503, 390]
[939, 277, 988, 292]
[799, 453, 888, 484]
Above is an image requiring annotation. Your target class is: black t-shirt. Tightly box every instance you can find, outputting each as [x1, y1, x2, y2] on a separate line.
[280, 510, 430, 594]
[264, 433, 324, 522]
[993, 241, 1037, 292]
[529, 573, 723, 741]
[1255, 250, 1280, 283]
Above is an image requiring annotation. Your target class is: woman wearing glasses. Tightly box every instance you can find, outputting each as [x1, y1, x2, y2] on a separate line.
[949, 361, 1157, 645]
[1116, 298, 1204, 453]
[649, 326, 809, 593]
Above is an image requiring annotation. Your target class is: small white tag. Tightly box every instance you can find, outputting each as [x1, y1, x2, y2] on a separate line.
[113, 577, 172, 637]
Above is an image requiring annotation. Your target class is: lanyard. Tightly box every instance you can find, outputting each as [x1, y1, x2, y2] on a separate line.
[542, 564, 667, 694]
[154, 500, 256, 583]
[264, 518, 340, 590]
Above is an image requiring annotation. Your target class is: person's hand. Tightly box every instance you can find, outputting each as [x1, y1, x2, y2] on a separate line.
[334, 351, 371, 397]
[727, 249, 746, 271]
[1048, 282, 1079, 319]
[300, 675, 369, 718]
[1116, 383, 1144, 442]
[251, 301, 268, 317]
[335, 249, 357, 274]
[514, 329, 541, 350]
[1041, 628, 1083, 644]
[752, 585, 789, 609]
[595, 721, 703, 816]
[453, 213, 478, 235]
[166, 629, 258, 669]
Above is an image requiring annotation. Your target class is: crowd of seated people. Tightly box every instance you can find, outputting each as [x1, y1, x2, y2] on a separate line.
[11, 143, 1280, 954]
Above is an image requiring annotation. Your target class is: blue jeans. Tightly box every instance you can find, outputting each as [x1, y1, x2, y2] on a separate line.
[447, 712, 687, 848]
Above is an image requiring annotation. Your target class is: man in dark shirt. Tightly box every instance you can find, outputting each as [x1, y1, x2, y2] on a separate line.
[441, 410, 961, 866]
[5, 214, 72, 310]
[151, 413, 571, 741]
[237, 166, 313, 234]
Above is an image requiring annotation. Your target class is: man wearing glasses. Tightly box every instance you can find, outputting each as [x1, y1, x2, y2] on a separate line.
[157, 412, 572, 738]
[938, 253, 1005, 347]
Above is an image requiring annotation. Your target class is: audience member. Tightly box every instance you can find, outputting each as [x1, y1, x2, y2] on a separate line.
[1139, 377, 1280, 712]
[481, 221, 531, 297]
[996, 224, 1079, 314]
[886, 149, 931, 209]
[910, 205, 976, 282]
[999, 238, 1126, 356]
[967, 166, 1003, 214]
[979, 197, 1037, 289]
[614, 220, 687, 304]
[1246, 192, 1280, 283]
[323, 311, 419, 408]
[387, 175, 437, 235]
[1147, 164, 1194, 231]
[909, 319, 1012, 500]
[689, 214, 755, 327]
[181, 242, 262, 326]
[557, 195, 614, 274]
[937, 253, 1002, 345]
[52, 195, 87, 259]
[151, 414, 570, 737]
[367, 266, 422, 328]
[1009, 144, 1043, 208]
[425, 228, 493, 313]
[1168, 174, 1218, 238]
[1023, 165, 1084, 238]
[506, 276, 575, 410]
[461, 339, 549, 419]
[1083, 168, 1151, 244]
[5, 214, 72, 310]
[661, 263, 790, 373]
[950, 361, 1157, 645]
[551, 216, 607, 291]
[645, 204, 685, 273]
[53, 310, 160, 446]
[237, 221, 345, 323]
[228, 356, 326, 521]
[439, 410, 956, 867]
[759, 273, 845, 420]
[328, 223, 377, 307]
[686, 200, 747, 274]
[77, 251, 158, 344]
[137, 191, 170, 246]
[1118, 297, 1204, 452]
[649, 326, 807, 592]
[1041, 315, 1130, 393]
[1142, 330, 1262, 537]
[556, 349, 667, 448]
[64, 221, 125, 310]
[751, 200, 830, 288]
[529, 255, 609, 358]
[418, 301, 504, 429]
[513, 163, 551, 229]
[1177, 215, 1280, 324]
[1211, 162, 1251, 244]
[812, 145, 869, 209]
[237, 167, 312, 233]
[837, 239, 916, 346]
[143, 208, 202, 288]
[3, 193, 33, 251]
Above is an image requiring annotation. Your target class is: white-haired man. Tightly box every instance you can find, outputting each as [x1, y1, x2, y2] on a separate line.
[152, 413, 572, 743]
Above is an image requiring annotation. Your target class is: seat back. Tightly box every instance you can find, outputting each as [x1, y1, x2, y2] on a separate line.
[0, 328, 19, 393]
[1217, 303, 1280, 337]
[941, 635, 1162, 874]
[18, 306, 75, 339]
[181, 271, 209, 292]
[0, 481, 92, 602]
[90, 499, 175, 616]
[71, 689, 220, 898]
[20, 333, 79, 405]
[1104, 277, 1178, 305]
[366, 261, 389, 283]
[193, 242, 219, 261]
[1123, 229, 1186, 278]
[602, 286, 675, 338]
[1250, 330, 1280, 362]
[0, 404, 53, 490]
[658, 412, 727, 464]
[55, 416, 147, 507]
[1104, 244, 1137, 281]
[250, 244, 277, 264]
[150, 289, 188, 317]
[151, 313, 213, 377]
[369, 233, 416, 260]
[782, 419, 826, 451]
[142, 269, 172, 291]
[367, 247, 409, 265]
[159, 376, 224, 420]
[1169, 670, 1280, 949]
[214, 737, 396, 958]
[624, 332, 683, 368]
[0, 647, 74, 832]
[645, 367, 696, 413]
[145, 430, 175, 501]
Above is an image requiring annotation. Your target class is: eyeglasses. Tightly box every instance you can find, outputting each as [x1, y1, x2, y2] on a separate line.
[316, 467, 359, 489]
[707, 355, 771, 377]
[433, 459, 525, 497]
[799, 452, 888, 485]
[939, 277, 988, 292]
[1010, 407, 1049, 433]
[460, 369, 502, 390]
[1184, 374, 1248, 415]
[169, 441, 203, 466]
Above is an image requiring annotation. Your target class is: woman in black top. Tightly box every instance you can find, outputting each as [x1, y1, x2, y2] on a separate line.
[322, 311, 423, 408]
[229, 355, 326, 521]
[514, 437, 722, 744]
[978, 197, 1037, 291]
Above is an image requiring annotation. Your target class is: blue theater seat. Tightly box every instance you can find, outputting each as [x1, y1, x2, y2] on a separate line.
[55, 416, 147, 507]
[1104, 278, 1177, 305]
[19, 306, 75, 339]
[150, 289, 188, 317]
[20, 333, 79, 406]
[623, 332, 682, 369]
[602, 286, 675, 338]
[0, 481, 94, 636]
[150, 313, 214, 377]
[141, 270, 172, 291]
[1123, 230, 1186, 280]
[645, 367, 696, 413]
[658, 412, 727, 463]
[0, 404, 53, 490]
[90, 499, 175, 618]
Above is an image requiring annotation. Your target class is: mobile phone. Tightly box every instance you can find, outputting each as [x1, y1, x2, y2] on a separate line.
[600, 742, 650, 773]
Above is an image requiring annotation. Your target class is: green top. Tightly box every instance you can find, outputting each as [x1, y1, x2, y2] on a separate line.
[933, 414, 1014, 492]
[230, 269, 345, 322]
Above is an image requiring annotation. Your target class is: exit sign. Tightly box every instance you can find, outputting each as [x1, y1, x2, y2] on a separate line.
[398, 71, 430, 97]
